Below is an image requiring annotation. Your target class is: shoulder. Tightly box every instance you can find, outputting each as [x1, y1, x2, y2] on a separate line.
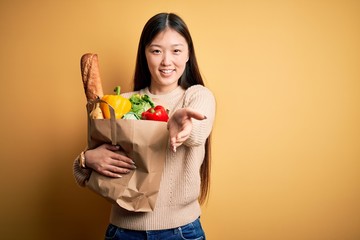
[186, 84, 211, 93]
[185, 85, 215, 101]
[183, 85, 216, 107]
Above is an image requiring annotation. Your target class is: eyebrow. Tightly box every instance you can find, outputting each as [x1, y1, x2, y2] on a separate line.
[148, 43, 185, 48]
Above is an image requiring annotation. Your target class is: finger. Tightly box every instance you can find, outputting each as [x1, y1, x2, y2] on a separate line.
[111, 152, 135, 165]
[171, 145, 177, 153]
[185, 108, 207, 121]
[171, 129, 189, 144]
[169, 136, 177, 152]
[176, 127, 191, 140]
[102, 170, 122, 178]
[107, 164, 132, 174]
[170, 126, 191, 144]
[172, 139, 184, 147]
[170, 137, 185, 153]
[110, 159, 137, 170]
[105, 144, 120, 151]
[170, 135, 178, 146]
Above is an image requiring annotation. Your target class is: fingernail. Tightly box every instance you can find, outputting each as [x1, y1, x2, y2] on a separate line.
[203, 115, 207, 119]
[116, 174, 122, 178]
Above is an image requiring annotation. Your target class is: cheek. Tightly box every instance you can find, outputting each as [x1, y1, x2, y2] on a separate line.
[179, 58, 188, 69]
[146, 61, 156, 74]
[145, 53, 154, 66]
[182, 53, 189, 66]
[146, 56, 160, 70]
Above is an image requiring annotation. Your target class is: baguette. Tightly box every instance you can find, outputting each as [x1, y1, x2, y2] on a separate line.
[80, 53, 104, 119]
[80, 53, 104, 101]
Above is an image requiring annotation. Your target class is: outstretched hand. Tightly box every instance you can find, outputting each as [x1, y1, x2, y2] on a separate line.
[167, 108, 207, 152]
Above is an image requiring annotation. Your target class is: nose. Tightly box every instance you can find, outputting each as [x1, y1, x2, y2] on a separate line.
[161, 52, 172, 66]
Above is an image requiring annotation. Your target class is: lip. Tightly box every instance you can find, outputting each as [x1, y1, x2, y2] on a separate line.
[159, 69, 175, 74]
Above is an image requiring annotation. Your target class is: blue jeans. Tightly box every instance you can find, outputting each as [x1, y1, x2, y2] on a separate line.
[105, 218, 206, 240]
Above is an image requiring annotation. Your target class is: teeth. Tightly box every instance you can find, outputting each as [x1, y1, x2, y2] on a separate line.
[161, 69, 173, 74]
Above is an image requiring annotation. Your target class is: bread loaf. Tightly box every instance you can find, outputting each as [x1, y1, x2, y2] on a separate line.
[80, 53, 104, 101]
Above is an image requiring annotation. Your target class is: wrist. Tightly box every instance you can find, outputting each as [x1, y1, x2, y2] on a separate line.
[79, 151, 87, 169]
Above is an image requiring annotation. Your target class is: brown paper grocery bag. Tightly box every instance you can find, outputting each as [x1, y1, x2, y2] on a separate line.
[85, 99, 169, 212]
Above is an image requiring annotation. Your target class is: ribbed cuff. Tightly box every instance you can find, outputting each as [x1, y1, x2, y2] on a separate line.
[73, 156, 92, 187]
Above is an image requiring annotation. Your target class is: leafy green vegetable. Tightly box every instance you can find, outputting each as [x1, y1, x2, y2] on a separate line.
[122, 94, 155, 119]
[122, 111, 140, 120]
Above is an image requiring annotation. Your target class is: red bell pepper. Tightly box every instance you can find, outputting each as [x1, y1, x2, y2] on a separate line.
[141, 105, 169, 122]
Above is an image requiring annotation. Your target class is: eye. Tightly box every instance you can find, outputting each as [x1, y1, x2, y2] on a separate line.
[151, 49, 161, 54]
[174, 49, 182, 54]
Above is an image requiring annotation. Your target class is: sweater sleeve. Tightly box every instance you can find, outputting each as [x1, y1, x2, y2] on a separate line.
[183, 85, 216, 147]
[73, 154, 92, 187]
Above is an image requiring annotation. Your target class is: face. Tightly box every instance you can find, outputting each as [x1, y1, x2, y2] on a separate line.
[145, 28, 189, 94]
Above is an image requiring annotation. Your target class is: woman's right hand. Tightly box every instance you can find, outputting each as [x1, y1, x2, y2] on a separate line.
[84, 144, 136, 178]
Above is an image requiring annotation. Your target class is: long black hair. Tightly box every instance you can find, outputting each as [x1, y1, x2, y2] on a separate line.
[133, 12, 211, 204]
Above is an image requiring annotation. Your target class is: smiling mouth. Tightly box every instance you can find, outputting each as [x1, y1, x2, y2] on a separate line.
[160, 69, 175, 74]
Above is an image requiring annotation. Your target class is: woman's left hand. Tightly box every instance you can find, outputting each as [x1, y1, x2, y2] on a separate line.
[167, 107, 207, 152]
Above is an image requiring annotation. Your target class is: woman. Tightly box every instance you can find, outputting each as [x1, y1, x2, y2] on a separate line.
[73, 12, 216, 240]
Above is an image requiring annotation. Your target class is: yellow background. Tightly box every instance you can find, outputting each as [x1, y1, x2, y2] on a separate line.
[1, 0, 359, 239]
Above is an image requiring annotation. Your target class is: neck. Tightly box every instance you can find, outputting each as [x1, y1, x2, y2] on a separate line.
[149, 84, 179, 95]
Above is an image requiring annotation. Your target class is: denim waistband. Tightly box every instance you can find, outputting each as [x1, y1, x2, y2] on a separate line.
[105, 217, 205, 240]
[118, 217, 200, 234]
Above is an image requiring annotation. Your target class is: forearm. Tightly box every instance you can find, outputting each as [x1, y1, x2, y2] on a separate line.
[183, 86, 216, 146]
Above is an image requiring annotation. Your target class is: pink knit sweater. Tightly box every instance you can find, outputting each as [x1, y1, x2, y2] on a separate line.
[73, 84, 216, 230]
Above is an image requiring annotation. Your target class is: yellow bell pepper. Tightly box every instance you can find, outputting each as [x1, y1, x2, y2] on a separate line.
[100, 86, 131, 119]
